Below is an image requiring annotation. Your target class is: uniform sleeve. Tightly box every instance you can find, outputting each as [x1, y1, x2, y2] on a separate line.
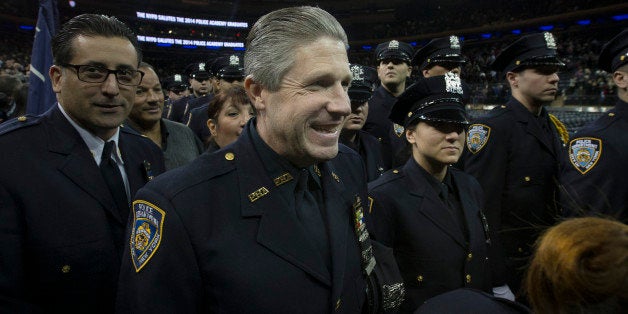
[116, 187, 204, 313]
[463, 122, 509, 233]
[560, 138, 627, 221]
[0, 184, 37, 312]
[365, 188, 396, 247]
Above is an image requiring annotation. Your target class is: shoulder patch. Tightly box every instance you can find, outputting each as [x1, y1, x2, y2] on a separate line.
[466, 124, 491, 154]
[130, 200, 165, 272]
[568, 137, 602, 175]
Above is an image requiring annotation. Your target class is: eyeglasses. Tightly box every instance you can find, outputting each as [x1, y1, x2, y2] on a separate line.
[61, 63, 145, 86]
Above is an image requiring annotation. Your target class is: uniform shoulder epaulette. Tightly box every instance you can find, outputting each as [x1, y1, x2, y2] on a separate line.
[485, 105, 511, 118]
[368, 168, 404, 190]
[0, 115, 43, 136]
[578, 111, 619, 135]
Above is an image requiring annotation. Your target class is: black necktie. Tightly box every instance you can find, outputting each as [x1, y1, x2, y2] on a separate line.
[100, 141, 129, 220]
[295, 168, 330, 270]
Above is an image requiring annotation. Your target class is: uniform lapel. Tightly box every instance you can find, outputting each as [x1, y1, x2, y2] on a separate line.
[319, 162, 352, 304]
[45, 106, 124, 224]
[404, 161, 467, 248]
[451, 173, 481, 244]
[235, 132, 332, 286]
[117, 128, 148, 198]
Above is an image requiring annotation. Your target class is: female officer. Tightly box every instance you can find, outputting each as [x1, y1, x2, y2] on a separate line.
[205, 85, 255, 152]
[366, 73, 510, 312]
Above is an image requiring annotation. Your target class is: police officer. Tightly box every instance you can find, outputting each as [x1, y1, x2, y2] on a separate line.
[340, 64, 386, 182]
[116, 6, 403, 313]
[560, 29, 628, 223]
[363, 40, 413, 168]
[167, 62, 212, 122]
[367, 73, 510, 312]
[0, 14, 164, 313]
[463, 32, 569, 298]
[186, 54, 245, 143]
[413, 35, 466, 78]
[161, 74, 189, 120]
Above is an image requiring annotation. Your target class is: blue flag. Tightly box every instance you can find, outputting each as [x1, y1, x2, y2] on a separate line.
[27, 0, 59, 115]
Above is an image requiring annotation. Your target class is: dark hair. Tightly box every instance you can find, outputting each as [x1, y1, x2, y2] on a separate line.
[51, 14, 142, 66]
[525, 217, 628, 313]
[206, 85, 251, 120]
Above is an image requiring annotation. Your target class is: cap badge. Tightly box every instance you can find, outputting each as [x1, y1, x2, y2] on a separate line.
[445, 72, 463, 94]
[568, 137, 602, 174]
[198, 63, 206, 71]
[174, 74, 182, 82]
[350, 65, 364, 81]
[229, 55, 240, 66]
[449, 36, 460, 49]
[543, 32, 557, 50]
[388, 40, 400, 49]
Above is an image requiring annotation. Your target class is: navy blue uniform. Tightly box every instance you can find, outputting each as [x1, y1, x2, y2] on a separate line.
[416, 288, 530, 314]
[340, 130, 387, 182]
[116, 121, 372, 313]
[182, 94, 213, 126]
[363, 86, 407, 168]
[560, 99, 628, 223]
[367, 159, 495, 312]
[0, 106, 164, 313]
[463, 99, 566, 294]
[186, 103, 211, 144]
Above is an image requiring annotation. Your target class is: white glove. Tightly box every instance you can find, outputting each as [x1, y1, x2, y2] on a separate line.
[492, 284, 515, 301]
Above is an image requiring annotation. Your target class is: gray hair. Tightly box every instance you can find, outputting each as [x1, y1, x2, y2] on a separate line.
[244, 6, 348, 91]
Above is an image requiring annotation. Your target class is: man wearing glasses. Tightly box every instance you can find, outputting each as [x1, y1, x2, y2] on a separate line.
[0, 14, 164, 313]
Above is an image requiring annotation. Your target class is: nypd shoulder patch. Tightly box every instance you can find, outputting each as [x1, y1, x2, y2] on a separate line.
[130, 200, 165, 272]
[568, 137, 602, 175]
[466, 124, 491, 154]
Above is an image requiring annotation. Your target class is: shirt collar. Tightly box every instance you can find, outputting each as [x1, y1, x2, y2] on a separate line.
[58, 103, 123, 165]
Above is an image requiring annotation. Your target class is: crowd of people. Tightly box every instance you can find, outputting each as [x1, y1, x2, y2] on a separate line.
[0, 3, 627, 314]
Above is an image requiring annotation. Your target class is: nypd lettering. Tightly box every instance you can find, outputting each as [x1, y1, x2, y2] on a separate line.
[466, 124, 491, 154]
[130, 200, 165, 272]
[568, 137, 602, 175]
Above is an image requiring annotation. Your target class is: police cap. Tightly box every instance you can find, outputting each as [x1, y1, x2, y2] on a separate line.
[412, 36, 466, 69]
[211, 55, 245, 79]
[375, 40, 413, 64]
[162, 74, 189, 91]
[491, 32, 564, 76]
[184, 62, 211, 81]
[599, 29, 628, 72]
[389, 73, 469, 128]
[348, 64, 378, 103]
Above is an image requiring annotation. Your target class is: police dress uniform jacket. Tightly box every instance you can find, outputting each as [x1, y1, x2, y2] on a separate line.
[341, 130, 387, 182]
[462, 98, 565, 289]
[560, 99, 628, 223]
[0, 106, 165, 313]
[182, 94, 213, 125]
[363, 86, 407, 168]
[116, 120, 373, 313]
[186, 103, 211, 144]
[367, 159, 493, 312]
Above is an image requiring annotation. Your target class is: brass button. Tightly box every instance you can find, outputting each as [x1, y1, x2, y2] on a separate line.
[417, 275, 424, 282]
[609, 112, 615, 117]
[524, 176, 531, 182]
[335, 298, 341, 311]
[61, 265, 71, 273]
[467, 253, 473, 261]
[17, 116, 27, 122]
[377, 137, 383, 142]
[465, 274, 472, 283]
[393, 169, 399, 174]
[224, 152, 235, 161]
[501, 105, 506, 108]
[518, 247, 523, 253]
